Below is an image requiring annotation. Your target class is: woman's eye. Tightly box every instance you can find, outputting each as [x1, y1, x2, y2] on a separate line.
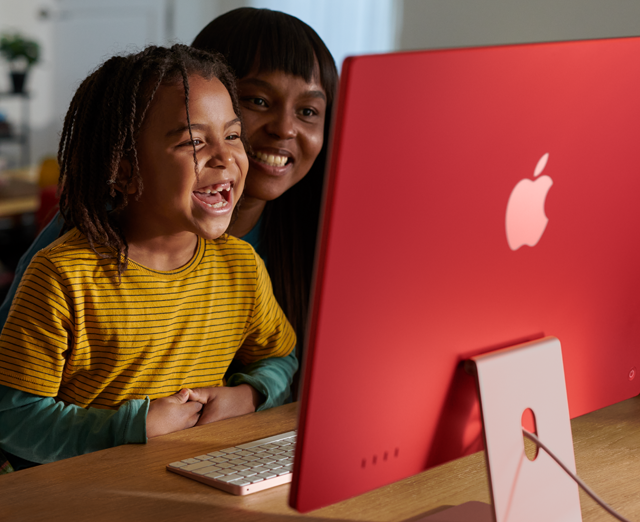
[248, 97, 267, 107]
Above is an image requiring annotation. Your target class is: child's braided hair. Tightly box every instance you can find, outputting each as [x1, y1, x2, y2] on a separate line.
[57, 44, 242, 278]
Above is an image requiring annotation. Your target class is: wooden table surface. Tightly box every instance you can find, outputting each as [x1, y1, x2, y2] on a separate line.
[3, 396, 640, 522]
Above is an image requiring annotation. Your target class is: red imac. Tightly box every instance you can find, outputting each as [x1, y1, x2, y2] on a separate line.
[290, 36, 640, 514]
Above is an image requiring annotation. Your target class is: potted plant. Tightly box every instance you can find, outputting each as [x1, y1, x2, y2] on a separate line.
[0, 33, 40, 93]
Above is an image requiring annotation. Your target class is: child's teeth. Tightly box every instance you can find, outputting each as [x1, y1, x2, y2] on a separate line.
[206, 201, 228, 208]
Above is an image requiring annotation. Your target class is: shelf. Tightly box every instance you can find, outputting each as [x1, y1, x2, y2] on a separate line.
[0, 92, 30, 99]
[0, 92, 30, 167]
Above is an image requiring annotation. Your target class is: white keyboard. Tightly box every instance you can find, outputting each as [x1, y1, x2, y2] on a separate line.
[167, 430, 296, 495]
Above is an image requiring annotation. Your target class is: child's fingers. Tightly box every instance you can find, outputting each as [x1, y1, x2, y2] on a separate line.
[186, 388, 205, 403]
[182, 399, 203, 429]
[172, 388, 191, 403]
[187, 400, 203, 415]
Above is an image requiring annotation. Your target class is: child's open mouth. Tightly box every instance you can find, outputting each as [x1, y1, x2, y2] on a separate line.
[193, 181, 233, 209]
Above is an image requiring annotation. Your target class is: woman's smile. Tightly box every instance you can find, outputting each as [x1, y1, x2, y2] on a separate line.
[237, 70, 326, 202]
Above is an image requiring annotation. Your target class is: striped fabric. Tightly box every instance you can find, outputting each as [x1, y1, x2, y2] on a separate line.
[0, 229, 295, 409]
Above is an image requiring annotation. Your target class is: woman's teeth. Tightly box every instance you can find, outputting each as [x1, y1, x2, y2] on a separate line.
[253, 151, 288, 167]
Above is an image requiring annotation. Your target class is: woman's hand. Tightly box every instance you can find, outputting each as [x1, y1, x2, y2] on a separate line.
[191, 384, 263, 426]
[146, 389, 203, 438]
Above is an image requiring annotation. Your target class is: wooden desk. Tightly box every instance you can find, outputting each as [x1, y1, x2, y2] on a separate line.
[3, 397, 640, 521]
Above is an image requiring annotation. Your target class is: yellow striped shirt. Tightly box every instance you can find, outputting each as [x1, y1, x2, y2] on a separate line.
[0, 228, 295, 409]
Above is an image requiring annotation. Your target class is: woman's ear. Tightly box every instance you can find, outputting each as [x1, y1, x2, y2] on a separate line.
[115, 158, 137, 195]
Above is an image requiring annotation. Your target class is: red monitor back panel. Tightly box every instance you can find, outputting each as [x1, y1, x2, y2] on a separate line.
[290, 37, 640, 513]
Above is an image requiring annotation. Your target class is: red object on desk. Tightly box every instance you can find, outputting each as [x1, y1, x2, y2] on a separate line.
[291, 36, 640, 513]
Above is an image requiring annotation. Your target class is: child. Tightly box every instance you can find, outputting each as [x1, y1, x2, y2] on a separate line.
[0, 45, 296, 468]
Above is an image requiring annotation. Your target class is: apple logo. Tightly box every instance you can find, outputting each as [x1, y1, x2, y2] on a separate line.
[505, 153, 553, 251]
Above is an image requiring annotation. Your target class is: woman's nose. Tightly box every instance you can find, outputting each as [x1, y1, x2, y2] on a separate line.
[266, 109, 296, 140]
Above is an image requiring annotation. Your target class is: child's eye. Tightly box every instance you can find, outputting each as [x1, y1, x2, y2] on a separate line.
[226, 134, 240, 141]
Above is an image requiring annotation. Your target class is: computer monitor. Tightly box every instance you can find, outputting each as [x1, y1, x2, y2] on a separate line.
[290, 36, 640, 513]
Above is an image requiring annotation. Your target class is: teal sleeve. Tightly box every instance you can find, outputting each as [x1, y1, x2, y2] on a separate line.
[226, 349, 298, 411]
[0, 384, 148, 464]
[0, 212, 64, 331]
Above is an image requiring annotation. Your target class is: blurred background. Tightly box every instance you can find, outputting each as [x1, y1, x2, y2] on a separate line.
[0, 0, 639, 299]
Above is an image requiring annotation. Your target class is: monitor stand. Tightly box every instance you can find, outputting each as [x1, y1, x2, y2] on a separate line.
[421, 336, 582, 522]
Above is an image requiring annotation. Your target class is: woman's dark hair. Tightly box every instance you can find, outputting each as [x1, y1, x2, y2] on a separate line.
[57, 44, 241, 277]
[193, 8, 339, 350]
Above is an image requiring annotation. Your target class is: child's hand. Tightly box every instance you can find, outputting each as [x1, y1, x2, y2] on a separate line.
[190, 384, 262, 426]
[146, 389, 203, 438]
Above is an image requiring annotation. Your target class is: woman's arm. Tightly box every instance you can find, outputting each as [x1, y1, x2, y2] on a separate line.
[0, 384, 148, 465]
[0, 212, 64, 331]
[226, 349, 298, 410]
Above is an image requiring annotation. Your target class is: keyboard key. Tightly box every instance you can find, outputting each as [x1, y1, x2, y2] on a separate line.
[216, 462, 235, 469]
[193, 465, 222, 476]
[217, 474, 244, 483]
[168, 461, 188, 468]
[277, 469, 291, 476]
[207, 451, 226, 458]
[209, 457, 230, 464]
[235, 450, 255, 457]
[182, 461, 218, 472]
[220, 448, 241, 454]
[228, 458, 248, 465]
[256, 457, 277, 466]
[182, 458, 200, 464]
[242, 455, 261, 462]
[230, 465, 251, 472]
[256, 471, 277, 479]
[195, 454, 213, 461]
[205, 470, 227, 479]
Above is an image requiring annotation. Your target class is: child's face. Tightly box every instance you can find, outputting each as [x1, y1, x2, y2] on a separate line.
[131, 75, 248, 241]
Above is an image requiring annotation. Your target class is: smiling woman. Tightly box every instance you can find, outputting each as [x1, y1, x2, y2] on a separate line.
[193, 8, 339, 376]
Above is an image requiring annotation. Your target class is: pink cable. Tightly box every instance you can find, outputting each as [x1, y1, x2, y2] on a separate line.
[522, 429, 632, 522]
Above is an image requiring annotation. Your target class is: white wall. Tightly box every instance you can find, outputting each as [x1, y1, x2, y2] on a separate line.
[5, 0, 640, 169]
[399, 0, 640, 51]
[0, 0, 57, 168]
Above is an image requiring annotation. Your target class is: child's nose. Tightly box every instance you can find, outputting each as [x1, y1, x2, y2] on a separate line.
[205, 143, 235, 168]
